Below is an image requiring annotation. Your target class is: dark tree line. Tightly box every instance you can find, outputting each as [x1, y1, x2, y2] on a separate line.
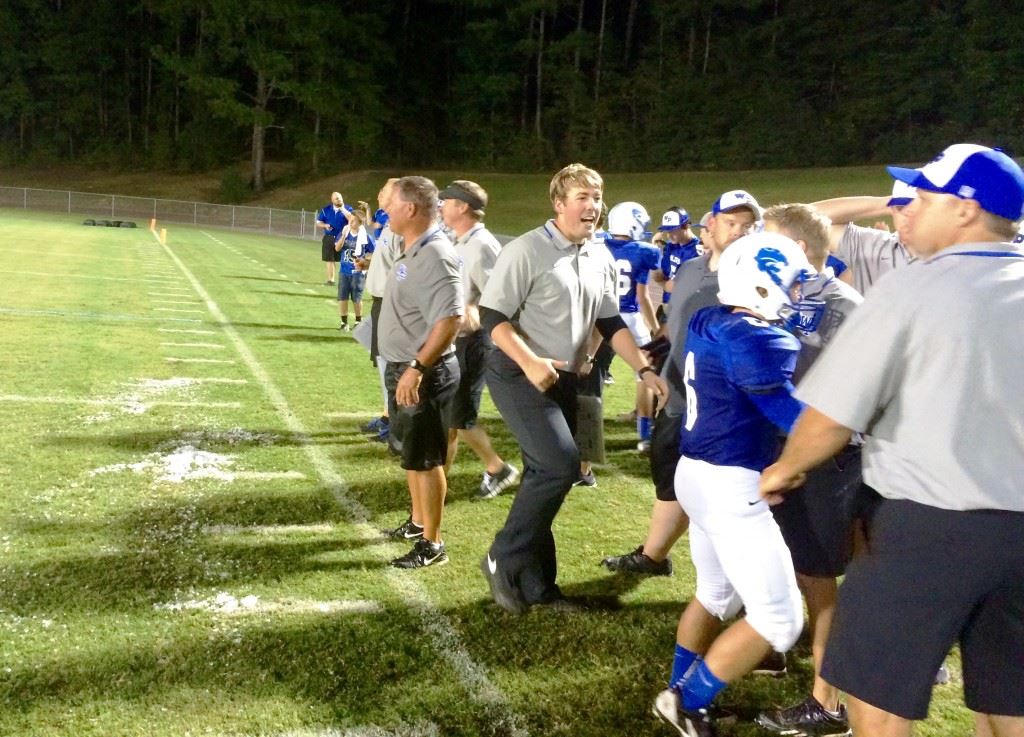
[2, 0, 1022, 191]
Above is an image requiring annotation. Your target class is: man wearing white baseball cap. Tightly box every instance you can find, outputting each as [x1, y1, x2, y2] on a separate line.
[811, 180, 918, 294]
[761, 143, 1024, 737]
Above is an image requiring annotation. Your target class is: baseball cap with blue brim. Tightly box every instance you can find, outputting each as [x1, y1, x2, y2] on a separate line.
[658, 208, 691, 231]
[886, 180, 917, 208]
[887, 144, 1024, 221]
[711, 190, 762, 218]
[690, 212, 713, 230]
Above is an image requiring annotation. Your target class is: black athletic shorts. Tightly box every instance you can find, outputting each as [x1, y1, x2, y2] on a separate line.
[449, 330, 491, 430]
[650, 410, 683, 502]
[771, 444, 862, 577]
[321, 233, 338, 262]
[369, 296, 383, 366]
[384, 354, 460, 471]
[822, 496, 1024, 719]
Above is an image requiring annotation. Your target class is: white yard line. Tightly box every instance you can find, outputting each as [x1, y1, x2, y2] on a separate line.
[165, 357, 237, 364]
[161, 342, 225, 349]
[155, 230, 528, 737]
[153, 300, 202, 305]
[0, 307, 201, 324]
[157, 328, 219, 335]
[0, 395, 240, 408]
[153, 308, 206, 314]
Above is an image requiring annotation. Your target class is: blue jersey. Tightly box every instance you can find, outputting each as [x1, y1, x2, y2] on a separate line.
[661, 238, 701, 303]
[679, 306, 801, 471]
[317, 203, 351, 238]
[604, 237, 661, 313]
[338, 227, 376, 276]
[373, 208, 388, 239]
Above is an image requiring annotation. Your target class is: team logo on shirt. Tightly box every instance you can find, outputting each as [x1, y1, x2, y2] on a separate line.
[396, 264, 408, 281]
[755, 247, 789, 288]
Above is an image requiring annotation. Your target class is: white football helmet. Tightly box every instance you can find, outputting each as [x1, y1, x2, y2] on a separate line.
[607, 201, 651, 241]
[716, 232, 824, 334]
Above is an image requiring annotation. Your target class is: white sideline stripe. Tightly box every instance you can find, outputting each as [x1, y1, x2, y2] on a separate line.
[165, 357, 237, 364]
[153, 300, 202, 305]
[148, 376, 248, 384]
[271, 724, 439, 737]
[203, 523, 336, 537]
[325, 411, 377, 419]
[0, 395, 240, 409]
[148, 292, 195, 297]
[0, 306, 201, 324]
[161, 342, 225, 349]
[234, 471, 308, 480]
[158, 328, 219, 335]
[154, 308, 206, 313]
[154, 231, 528, 737]
[0, 270, 166, 283]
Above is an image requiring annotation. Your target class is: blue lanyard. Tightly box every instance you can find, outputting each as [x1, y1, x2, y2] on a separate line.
[932, 250, 1024, 262]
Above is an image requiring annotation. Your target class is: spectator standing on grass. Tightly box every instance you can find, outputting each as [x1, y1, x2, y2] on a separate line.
[477, 163, 668, 613]
[335, 204, 375, 332]
[438, 180, 519, 501]
[362, 179, 402, 443]
[316, 191, 350, 286]
[378, 176, 463, 569]
[761, 143, 1024, 737]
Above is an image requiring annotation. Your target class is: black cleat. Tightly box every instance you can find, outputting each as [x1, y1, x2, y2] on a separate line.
[752, 650, 788, 677]
[755, 695, 851, 737]
[475, 463, 520, 500]
[601, 545, 673, 576]
[390, 538, 448, 569]
[652, 689, 717, 737]
[574, 470, 597, 487]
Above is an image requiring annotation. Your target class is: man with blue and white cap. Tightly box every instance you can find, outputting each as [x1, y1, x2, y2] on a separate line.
[812, 180, 917, 295]
[656, 207, 702, 314]
[761, 143, 1024, 737]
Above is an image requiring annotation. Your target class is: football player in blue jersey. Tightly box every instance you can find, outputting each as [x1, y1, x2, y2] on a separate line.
[655, 207, 702, 318]
[604, 202, 662, 452]
[652, 231, 824, 737]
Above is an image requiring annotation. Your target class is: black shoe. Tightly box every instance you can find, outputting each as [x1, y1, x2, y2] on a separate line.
[600, 545, 673, 576]
[383, 516, 423, 540]
[574, 470, 597, 487]
[752, 650, 788, 677]
[652, 689, 717, 737]
[474, 462, 520, 500]
[534, 596, 587, 613]
[390, 538, 448, 569]
[755, 695, 851, 737]
[480, 552, 528, 614]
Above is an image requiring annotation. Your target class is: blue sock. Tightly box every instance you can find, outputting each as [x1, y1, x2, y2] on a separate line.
[669, 644, 700, 689]
[680, 660, 726, 711]
[637, 416, 652, 441]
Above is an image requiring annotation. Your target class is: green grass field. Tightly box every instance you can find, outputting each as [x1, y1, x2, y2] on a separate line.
[0, 207, 971, 737]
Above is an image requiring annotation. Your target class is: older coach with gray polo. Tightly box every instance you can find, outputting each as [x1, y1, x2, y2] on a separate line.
[378, 176, 464, 570]
[761, 144, 1024, 737]
[478, 163, 669, 613]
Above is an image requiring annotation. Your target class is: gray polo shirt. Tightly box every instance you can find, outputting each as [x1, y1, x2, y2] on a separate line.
[365, 225, 403, 299]
[454, 223, 501, 306]
[662, 254, 721, 415]
[378, 226, 464, 363]
[836, 224, 914, 295]
[797, 242, 1024, 512]
[479, 219, 619, 371]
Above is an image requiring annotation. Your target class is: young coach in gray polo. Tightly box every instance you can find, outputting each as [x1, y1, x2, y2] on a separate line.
[378, 176, 464, 570]
[477, 163, 668, 613]
[761, 144, 1024, 737]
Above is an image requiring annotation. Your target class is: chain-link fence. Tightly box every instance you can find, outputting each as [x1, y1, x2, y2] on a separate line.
[0, 186, 321, 240]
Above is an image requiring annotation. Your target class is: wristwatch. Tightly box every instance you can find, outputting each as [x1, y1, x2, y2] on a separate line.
[409, 358, 431, 373]
[638, 365, 656, 378]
